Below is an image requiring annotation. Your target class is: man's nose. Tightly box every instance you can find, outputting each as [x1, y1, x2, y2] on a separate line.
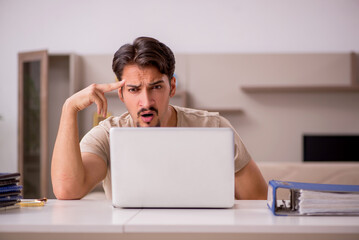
[139, 90, 153, 108]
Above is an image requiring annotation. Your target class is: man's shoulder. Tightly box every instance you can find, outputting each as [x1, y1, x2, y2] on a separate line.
[173, 105, 222, 127]
[98, 112, 133, 130]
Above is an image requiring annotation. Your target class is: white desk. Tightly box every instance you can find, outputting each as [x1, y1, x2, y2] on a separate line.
[1, 200, 359, 240]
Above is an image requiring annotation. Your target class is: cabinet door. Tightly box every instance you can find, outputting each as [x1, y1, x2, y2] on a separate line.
[18, 50, 48, 198]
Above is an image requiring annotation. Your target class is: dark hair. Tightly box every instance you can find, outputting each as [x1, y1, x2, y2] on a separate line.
[112, 37, 175, 82]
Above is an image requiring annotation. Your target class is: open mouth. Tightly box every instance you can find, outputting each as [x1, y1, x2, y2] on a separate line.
[137, 108, 159, 125]
[141, 113, 153, 117]
[140, 112, 155, 123]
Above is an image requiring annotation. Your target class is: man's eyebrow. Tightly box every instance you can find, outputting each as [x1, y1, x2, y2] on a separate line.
[149, 80, 165, 86]
[126, 83, 141, 88]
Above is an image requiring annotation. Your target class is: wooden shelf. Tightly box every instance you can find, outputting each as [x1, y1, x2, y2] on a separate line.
[241, 52, 359, 93]
[240, 85, 359, 93]
[193, 107, 244, 114]
[208, 108, 244, 113]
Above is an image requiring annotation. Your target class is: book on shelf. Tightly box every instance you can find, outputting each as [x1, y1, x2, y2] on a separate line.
[267, 180, 359, 216]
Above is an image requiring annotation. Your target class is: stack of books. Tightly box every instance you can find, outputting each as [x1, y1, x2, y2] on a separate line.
[0, 173, 23, 210]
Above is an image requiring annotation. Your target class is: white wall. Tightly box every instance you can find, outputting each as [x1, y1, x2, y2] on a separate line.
[1, 0, 359, 171]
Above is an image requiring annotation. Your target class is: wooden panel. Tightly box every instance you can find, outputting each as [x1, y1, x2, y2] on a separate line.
[69, 53, 81, 95]
[48, 55, 73, 199]
[240, 53, 359, 92]
[241, 85, 359, 93]
[352, 53, 359, 86]
[18, 50, 48, 198]
[182, 53, 354, 106]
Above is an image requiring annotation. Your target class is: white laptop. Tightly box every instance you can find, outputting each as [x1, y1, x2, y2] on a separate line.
[110, 127, 235, 208]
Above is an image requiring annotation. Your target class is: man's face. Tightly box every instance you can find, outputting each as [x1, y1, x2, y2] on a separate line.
[119, 64, 176, 127]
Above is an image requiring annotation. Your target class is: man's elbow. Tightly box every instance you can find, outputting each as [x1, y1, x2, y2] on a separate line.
[52, 184, 84, 200]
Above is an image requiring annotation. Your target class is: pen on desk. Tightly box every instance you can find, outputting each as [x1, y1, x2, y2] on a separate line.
[17, 198, 47, 207]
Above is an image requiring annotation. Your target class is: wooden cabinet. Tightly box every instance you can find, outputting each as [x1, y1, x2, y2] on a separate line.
[18, 51, 79, 198]
[240, 53, 359, 93]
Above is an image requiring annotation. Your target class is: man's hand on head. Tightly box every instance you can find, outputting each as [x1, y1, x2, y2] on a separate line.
[64, 80, 125, 118]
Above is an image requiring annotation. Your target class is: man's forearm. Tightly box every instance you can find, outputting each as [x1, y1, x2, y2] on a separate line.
[51, 101, 86, 199]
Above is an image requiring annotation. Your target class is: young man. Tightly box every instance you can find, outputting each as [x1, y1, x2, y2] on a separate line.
[51, 37, 268, 200]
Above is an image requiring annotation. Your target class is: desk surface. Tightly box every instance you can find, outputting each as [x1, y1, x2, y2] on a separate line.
[1, 200, 359, 240]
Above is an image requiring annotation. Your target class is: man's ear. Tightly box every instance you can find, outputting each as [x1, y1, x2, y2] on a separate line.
[118, 87, 124, 102]
[169, 77, 176, 97]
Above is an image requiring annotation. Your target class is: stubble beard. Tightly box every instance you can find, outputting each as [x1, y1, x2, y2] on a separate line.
[136, 120, 161, 127]
[136, 107, 160, 127]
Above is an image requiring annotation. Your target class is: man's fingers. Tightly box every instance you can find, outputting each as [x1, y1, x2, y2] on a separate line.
[94, 90, 108, 117]
[97, 80, 126, 93]
[90, 93, 103, 116]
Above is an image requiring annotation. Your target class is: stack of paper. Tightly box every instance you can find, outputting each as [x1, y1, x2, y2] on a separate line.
[297, 190, 359, 215]
[267, 180, 359, 216]
[0, 173, 23, 210]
